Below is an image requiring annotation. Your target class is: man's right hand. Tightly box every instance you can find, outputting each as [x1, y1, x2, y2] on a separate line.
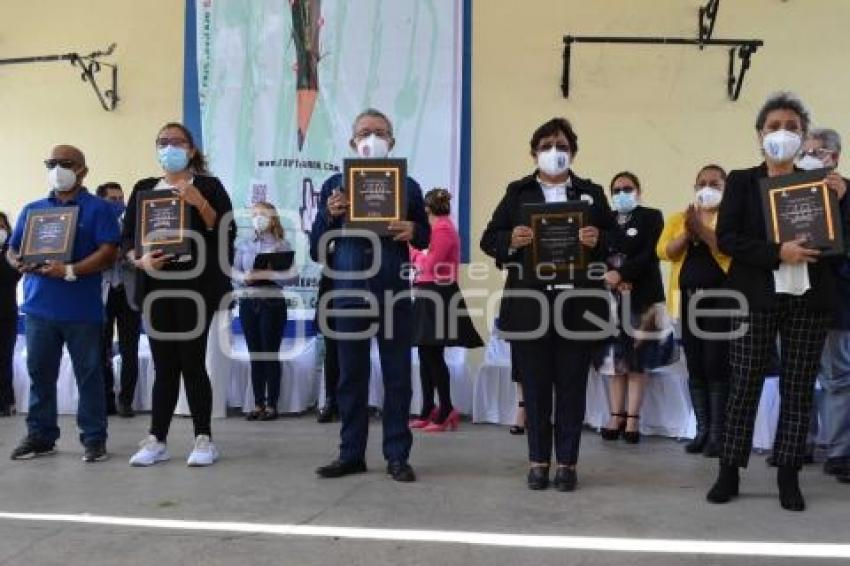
[327, 190, 349, 218]
[134, 250, 173, 271]
[510, 225, 533, 249]
[780, 238, 821, 264]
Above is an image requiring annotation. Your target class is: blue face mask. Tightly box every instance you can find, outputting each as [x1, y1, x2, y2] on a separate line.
[110, 201, 126, 217]
[158, 145, 190, 174]
[612, 191, 638, 214]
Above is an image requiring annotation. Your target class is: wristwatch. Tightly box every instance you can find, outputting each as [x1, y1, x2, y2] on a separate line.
[64, 264, 77, 282]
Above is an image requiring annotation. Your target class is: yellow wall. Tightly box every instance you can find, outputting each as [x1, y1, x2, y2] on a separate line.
[3, 0, 850, 336]
[0, 0, 184, 220]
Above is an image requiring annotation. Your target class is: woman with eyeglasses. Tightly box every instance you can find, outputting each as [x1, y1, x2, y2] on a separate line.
[0, 212, 20, 416]
[233, 201, 292, 422]
[708, 92, 847, 511]
[123, 122, 236, 468]
[596, 172, 665, 445]
[657, 165, 731, 457]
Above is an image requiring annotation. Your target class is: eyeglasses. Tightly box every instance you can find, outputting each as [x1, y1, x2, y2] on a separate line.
[611, 186, 636, 195]
[156, 137, 190, 148]
[354, 129, 390, 140]
[801, 148, 833, 159]
[43, 159, 78, 170]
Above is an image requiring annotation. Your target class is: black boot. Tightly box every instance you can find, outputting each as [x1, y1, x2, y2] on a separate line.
[777, 466, 806, 512]
[685, 383, 709, 454]
[704, 382, 728, 458]
[707, 463, 739, 504]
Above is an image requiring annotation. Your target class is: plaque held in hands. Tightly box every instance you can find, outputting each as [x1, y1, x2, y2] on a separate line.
[135, 190, 191, 258]
[522, 202, 588, 282]
[344, 158, 407, 236]
[20, 206, 79, 266]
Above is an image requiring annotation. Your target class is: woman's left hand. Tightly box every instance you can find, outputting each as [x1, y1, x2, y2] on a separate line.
[603, 269, 622, 288]
[174, 179, 207, 209]
[825, 172, 847, 200]
[579, 226, 599, 248]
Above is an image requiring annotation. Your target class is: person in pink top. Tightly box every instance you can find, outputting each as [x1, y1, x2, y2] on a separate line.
[409, 189, 482, 432]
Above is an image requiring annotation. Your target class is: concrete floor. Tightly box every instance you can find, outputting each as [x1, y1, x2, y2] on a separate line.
[0, 414, 847, 565]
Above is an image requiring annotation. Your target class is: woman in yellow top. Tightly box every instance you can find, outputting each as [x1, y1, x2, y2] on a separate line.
[657, 164, 731, 457]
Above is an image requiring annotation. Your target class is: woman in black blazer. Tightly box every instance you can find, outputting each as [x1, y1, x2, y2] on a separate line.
[0, 212, 21, 416]
[123, 122, 235, 468]
[708, 92, 848, 511]
[481, 117, 614, 492]
[596, 172, 665, 444]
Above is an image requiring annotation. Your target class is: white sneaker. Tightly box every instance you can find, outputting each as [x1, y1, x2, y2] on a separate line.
[129, 435, 170, 467]
[187, 435, 219, 467]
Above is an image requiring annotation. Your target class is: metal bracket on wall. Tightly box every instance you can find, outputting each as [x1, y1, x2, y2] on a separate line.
[0, 44, 119, 111]
[698, 0, 720, 45]
[561, 36, 763, 102]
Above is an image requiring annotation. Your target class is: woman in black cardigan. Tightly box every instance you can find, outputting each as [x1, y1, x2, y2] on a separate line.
[596, 172, 665, 444]
[123, 122, 235, 468]
[708, 92, 847, 511]
[481, 117, 614, 492]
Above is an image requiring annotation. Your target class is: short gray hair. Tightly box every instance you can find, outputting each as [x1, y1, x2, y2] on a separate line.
[351, 108, 394, 138]
[809, 128, 842, 155]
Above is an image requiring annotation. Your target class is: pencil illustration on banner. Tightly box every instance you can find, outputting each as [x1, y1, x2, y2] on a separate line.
[291, 0, 322, 151]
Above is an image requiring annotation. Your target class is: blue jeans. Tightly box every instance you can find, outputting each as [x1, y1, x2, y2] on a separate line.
[25, 315, 107, 446]
[335, 301, 412, 464]
[240, 297, 286, 408]
[818, 330, 850, 460]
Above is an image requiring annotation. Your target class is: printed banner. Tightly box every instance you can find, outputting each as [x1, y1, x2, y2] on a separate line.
[194, 0, 466, 307]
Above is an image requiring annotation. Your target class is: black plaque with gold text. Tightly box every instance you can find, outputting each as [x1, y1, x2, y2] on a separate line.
[344, 158, 406, 236]
[20, 206, 78, 265]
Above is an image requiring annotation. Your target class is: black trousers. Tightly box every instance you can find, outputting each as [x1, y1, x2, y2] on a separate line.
[680, 290, 730, 388]
[323, 321, 340, 409]
[146, 295, 214, 441]
[418, 345, 452, 418]
[513, 332, 595, 465]
[722, 294, 829, 468]
[101, 286, 141, 408]
[0, 316, 16, 408]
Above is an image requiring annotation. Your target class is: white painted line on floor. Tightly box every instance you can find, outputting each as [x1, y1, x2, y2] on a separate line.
[0, 512, 848, 559]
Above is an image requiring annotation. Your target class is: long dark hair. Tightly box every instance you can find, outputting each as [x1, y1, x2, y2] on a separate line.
[0, 212, 10, 233]
[157, 122, 209, 175]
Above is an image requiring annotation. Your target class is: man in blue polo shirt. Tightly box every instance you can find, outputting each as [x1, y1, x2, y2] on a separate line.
[6, 145, 120, 463]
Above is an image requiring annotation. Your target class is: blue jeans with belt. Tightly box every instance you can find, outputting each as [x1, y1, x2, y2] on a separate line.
[818, 330, 850, 460]
[334, 300, 413, 464]
[25, 315, 107, 447]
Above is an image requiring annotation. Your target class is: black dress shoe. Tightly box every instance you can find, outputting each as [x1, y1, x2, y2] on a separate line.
[106, 403, 118, 416]
[527, 466, 550, 490]
[706, 463, 740, 504]
[117, 403, 135, 418]
[824, 458, 849, 476]
[0, 406, 11, 417]
[553, 467, 577, 492]
[316, 459, 367, 478]
[778, 466, 806, 512]
[387, 461, 416, 482]
[317, 405, 338, 424]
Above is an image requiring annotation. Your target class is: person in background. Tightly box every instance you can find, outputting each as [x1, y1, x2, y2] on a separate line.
[315, 249, 340, 424]
[124, 122, 235, 468]
[309, 108, 430, 482]
[796, 128, 850, 483]
[0, 212, 21, 417]
[708, 92, 847, 511]
[233, 201, 292, 422]
[481, 117, 614, 492]
[96, 182, 141, 418]
[596, 172, 665, 445]
[656, 165, 731, 457]
[7, 145, 119, 462]
[409, 188, 482, 432]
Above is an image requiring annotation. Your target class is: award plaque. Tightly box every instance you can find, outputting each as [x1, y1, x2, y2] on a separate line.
[760, 168, 844, 257]
[522, 202, 589, 281]
[135, 190, 191, 257]
[20, 206, 78, 265]
[344, 158, 407, 236]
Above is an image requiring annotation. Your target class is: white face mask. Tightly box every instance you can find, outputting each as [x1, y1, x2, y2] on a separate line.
[48, 166, 77, 193]
[762, 130, 802, 163]
[537, 148, 571, 177]
[0, 229, 7, 246]
[356, 134, 390, 159]
[252, 215, 271, 233]
[796, 154, 825, 171]
[695, 186, 723, 208]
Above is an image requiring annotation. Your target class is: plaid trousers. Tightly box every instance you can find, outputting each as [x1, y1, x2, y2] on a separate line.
[722, 294, 829, 468]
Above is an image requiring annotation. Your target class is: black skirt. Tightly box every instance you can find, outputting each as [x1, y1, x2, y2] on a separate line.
[412, 282, 484, 348]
